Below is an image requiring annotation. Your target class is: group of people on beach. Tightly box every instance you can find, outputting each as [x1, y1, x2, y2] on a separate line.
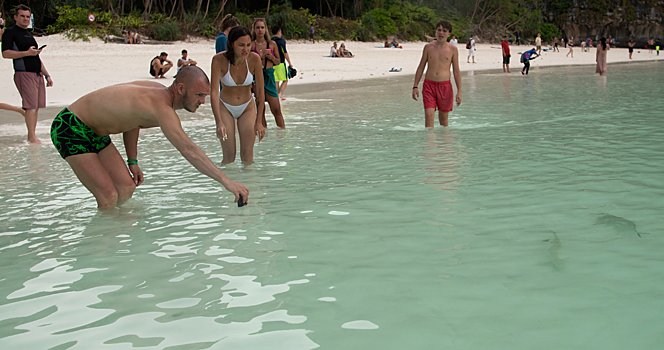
[0, 4, 636, 210]
[329, 42, 354, 57]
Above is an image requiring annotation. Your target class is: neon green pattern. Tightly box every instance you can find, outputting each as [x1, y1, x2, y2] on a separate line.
[51, 108, 111, 159]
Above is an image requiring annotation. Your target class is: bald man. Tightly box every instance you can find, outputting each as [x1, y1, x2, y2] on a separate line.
[50, 66, 248, 208]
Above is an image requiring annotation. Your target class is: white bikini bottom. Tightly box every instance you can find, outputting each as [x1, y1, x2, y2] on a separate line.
[220, 96, 255, 119]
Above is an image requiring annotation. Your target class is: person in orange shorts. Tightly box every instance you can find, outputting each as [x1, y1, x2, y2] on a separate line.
[412, 20, 462, 127]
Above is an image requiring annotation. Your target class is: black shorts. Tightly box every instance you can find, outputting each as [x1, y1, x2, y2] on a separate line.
[503, 55, 510, 64]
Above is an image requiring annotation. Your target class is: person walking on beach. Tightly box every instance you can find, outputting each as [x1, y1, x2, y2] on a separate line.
[501, 35, 511, 73]
[251, 19, 285, 129]
[50, 66, 248, 208]
[648, 38, 654, 54]
[515, 32, 521, 45]
[449, 35, 458, 47]
[466, 35, 476, 63]
[566, 36, 574, 58]
[656, 38, 661, 56]
[216, 14, 241, 53]
[535, 33, 542, 55]
[211, 26, 266, 164]
[309, 25, 315, 43]
[1, 4, 53, 144]
[412, 20, 462, 127]
[271, 25, 294, 100]
[521, 48, 539, 75]
[628, 39, 634, 59]
[176, 49, 197, 75]
[150, 52, 173, 78]
[595, 37, 609, 76]
[553, 36, 559, 52]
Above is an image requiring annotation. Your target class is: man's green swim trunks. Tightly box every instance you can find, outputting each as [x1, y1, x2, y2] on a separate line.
[51, 108, 111, 159]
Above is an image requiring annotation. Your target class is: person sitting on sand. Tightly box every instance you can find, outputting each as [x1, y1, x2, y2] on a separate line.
[384, 39, 390, 48]
[177, 49, 197, 74]
[330, 42, 339, 57]
[390, 39, 403, 49]
[50, 66, 248, 208]
[338, 43, 354, 58]
[150, 52, 173, 79]
[0, 103, 25, 116]
[133, 30, 142, 44]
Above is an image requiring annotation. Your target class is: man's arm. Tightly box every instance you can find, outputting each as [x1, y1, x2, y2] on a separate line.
[2, 47, 41, 59]
[40, 61, 53, 87]
[177, 59, 184, 68]
[284, 52, 293, 67]
[123, 128, 144, 186]
[451, 47, 462, 106]
[156, 108, 248, 202]
[412, 45, 429, 100]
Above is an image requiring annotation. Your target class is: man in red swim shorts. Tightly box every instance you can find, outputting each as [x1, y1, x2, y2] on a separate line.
[412, 20, 462, 127]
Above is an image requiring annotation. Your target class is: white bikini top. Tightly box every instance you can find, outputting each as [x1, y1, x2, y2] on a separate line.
[221, 59, 253, 87]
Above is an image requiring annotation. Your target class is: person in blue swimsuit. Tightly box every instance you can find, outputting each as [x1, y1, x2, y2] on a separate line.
[215, 14, 240, 54]
[521, 48, 539, 75]
[211, 26, 266, 165]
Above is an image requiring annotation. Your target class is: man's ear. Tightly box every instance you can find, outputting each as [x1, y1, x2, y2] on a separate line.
[177, 82, 186, 95]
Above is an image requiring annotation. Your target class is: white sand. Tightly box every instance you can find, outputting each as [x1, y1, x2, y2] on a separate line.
[0, 34, 659, 107]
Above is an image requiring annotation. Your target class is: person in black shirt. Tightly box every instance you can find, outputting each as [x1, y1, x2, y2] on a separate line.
[271, 25, 294, 101]
[1, 4, 53, 144]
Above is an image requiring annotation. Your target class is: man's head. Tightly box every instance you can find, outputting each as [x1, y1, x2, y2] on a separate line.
[435, 20, 452, 41]
[271, 25, 282, 37]
[181, 49, 188, 59]
[160, 52, 168, 59]
[333, 42, 337, 47]
[503, 35, 508, 41]
[173, 66, 210, 113]
[220, 14, 240, 32]
[13, 4, 31, 29]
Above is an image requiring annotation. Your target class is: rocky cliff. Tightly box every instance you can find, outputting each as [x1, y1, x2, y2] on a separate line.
[544, 0, 663, 47]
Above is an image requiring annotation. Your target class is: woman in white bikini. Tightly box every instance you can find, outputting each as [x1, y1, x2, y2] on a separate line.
[211, 26, 266, 164]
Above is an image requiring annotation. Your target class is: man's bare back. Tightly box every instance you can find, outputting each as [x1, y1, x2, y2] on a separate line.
[68, 81, 171, 136]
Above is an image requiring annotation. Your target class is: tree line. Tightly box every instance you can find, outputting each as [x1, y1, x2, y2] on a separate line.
[8, 0, 629, 43]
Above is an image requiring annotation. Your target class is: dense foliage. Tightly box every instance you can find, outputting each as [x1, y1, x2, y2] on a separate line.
[0, 0, 656, 43]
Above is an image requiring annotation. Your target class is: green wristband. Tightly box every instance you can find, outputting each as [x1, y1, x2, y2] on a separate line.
[127, 159, 138, 165]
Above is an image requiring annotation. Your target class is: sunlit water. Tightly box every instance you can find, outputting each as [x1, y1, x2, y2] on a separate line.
[1, 62, 663, 349]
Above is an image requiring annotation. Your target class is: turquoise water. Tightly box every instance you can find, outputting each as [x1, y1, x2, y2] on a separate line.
[1, 62, 663, 349]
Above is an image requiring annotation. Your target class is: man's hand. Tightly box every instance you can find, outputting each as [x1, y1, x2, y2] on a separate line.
[27, 47, 41, 56]
[45, 76, 53, 87]
[456, 92, 462, 106]
[412, 87, 419, 101]
[255, 122, 266, 142]
[128, 164, 144, 186]
[224, 180, 249, 204]
[216, 124, 227, 141]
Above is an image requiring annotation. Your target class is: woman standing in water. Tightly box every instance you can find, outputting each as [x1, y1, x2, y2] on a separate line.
[595, 37, 609, 76]
[211, 26, 266, 164]
[251, 19, 286, 129]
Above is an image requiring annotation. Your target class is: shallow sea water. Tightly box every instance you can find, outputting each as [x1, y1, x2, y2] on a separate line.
[1, 62, 663, 349]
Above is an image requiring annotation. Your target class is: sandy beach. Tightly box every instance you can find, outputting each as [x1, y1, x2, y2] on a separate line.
[1, 35, 662, 107]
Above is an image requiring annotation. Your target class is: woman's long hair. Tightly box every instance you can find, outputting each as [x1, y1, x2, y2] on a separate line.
[600, 37, 607, 50]
[251, 19, 271, 43]
[220, 14, 240, 32]
[225, 26, 251, 66]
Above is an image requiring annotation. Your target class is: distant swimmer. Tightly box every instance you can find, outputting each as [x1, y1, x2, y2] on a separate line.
[50, 66, 249, 208]
[412, 20, 462, 127]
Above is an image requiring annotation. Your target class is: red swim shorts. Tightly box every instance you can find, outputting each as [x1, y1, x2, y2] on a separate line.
[422, 79, 453, 112]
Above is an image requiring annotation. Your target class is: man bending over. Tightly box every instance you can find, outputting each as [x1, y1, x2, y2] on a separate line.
[50, 66, 248, 208]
